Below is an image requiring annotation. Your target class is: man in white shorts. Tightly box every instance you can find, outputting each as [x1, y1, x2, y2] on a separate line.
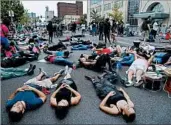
[24, 68, 64, 89]
[126, 52, 154, 87]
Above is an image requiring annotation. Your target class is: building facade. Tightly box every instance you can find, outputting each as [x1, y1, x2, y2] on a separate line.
[62, 15, 80, 25]
[87, 0, 171, 27]
[27, 12, 36, 25]
[134, 0, 171, 27]
[87, 0, 128, 25]
[57, 1, 83, 18]
[45, 6, 54, 22]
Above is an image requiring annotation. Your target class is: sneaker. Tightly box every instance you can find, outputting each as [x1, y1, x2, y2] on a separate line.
[54, 69, 65, 76]
[39, 68, 47, 76]
[27, 65, 36, 75]
[64, 65, 69, 74]
[68, 68, 72, 74]
[134, 80, 143, 87]
[125, 80, 134, 87]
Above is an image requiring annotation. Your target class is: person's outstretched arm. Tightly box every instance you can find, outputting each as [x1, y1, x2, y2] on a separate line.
[119, 88, 134, 108]
[65, 85, 81, 105]
[99, 91, 119, 115]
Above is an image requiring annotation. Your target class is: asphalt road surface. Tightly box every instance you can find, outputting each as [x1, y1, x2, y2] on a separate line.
[1, 32, 171, 124]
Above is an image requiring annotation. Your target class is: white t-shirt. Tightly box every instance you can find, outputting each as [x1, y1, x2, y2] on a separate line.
[81, 24, 85, 30]
[153, 22, 158, 31]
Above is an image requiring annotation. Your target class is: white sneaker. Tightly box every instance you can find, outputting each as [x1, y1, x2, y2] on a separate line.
[126, 80, 134, 87]
[67, 68, 72, 74]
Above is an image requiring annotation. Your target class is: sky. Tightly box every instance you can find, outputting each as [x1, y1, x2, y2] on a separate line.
[22, 0, 87, 17]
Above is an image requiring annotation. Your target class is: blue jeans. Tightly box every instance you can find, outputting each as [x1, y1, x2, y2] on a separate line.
[53, 57, 73, 67]
[71, 44, 88, 50]
[120, 54, 134, 66]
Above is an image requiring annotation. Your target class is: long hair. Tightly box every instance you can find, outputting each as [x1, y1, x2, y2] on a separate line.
[55, 88, 71, 119]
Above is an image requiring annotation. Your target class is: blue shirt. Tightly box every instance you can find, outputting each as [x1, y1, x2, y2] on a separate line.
[6, 91, 43, 110]
[56, 51, 64, 57]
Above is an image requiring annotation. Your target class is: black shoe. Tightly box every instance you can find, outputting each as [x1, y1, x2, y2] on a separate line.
[27, 65, 36, 75]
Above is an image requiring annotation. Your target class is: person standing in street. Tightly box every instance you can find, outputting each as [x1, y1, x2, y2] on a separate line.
[104, 18, 111, 44]
[98, 21, 104, 41]
[81, 23, 86, 35]
[47, 21, 53, 44]
[152, 21, 158, 39]
[141, 16, 151, 42]
[92, 22, 97, 36]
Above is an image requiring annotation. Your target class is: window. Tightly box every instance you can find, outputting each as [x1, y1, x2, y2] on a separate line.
[115, 0, 123, 8]
[91, 0, 102, 5]
[104, 3, 111, 11]
[152, 3, 164, 12]
[96, 6, 101, 12]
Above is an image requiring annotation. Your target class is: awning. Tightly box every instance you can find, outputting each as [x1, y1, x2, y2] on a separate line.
[134, 12, 169, 19]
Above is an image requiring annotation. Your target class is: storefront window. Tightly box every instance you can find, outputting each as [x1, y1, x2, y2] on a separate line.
[91, 0, 102, 5]
[115, 0, 123, 8]
[152, 3, 164, 12]
[104, 3, 111, 11]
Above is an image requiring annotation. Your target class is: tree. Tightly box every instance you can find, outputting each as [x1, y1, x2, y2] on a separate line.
[79, 14, 87, 24]
[19, 9, 30, 25]
[90, 9, 101, 23]
[108, 4, 123, 22]
[1, 0, 24, 22]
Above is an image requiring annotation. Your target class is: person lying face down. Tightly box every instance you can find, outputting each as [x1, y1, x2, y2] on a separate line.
[85, 74, 135, 123]
[50, 66, 81, 119]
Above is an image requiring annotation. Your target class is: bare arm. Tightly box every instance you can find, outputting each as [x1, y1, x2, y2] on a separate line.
[66, 86, 81, 105]
[99, 91, 119, 115]
[28, 86, 47, 102]
[50, 86, 62, 107]
[119, 88, 134, 108]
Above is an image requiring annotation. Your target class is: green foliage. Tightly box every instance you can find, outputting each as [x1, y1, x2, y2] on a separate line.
[108, 4, 123, 22]
[1, 0, 24, 22]
[90, 9, 101, 23]
[79, 14, 87, 24]
[19, 9, 30, 25]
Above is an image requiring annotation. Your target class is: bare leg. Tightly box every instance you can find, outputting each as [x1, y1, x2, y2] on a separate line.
[49, 74, 61, 83]
[128, 70, 134, 82]
[36, 72, 45, 81]
[136, 69, 143, 82]
[147, 55, 155, 66]
[116, 45, 122, 57]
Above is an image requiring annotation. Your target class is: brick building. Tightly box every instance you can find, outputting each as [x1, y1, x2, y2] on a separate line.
[57, 1, 83, 18]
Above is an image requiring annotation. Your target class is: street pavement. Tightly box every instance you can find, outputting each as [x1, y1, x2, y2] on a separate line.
[1, 31, 171, 124]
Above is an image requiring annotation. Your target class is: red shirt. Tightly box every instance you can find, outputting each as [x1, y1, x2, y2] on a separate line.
[0, 24, 9, 37]
[96, 48, 112, 55]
